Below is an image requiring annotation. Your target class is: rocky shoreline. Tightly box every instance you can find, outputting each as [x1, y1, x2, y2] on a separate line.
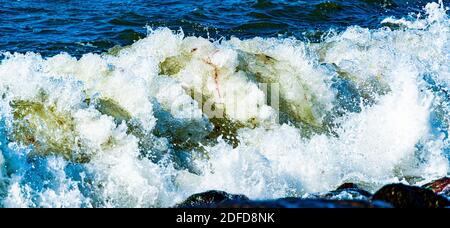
[176, 177, 450, 208]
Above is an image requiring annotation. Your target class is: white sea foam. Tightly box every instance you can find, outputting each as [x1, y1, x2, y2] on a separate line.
[0, 1, 448, 207]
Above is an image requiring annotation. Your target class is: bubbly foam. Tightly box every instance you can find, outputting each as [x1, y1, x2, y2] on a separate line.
[0, 1, 448, 207]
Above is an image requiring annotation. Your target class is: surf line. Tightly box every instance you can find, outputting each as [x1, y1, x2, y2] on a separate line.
[176, 212, 211, 226]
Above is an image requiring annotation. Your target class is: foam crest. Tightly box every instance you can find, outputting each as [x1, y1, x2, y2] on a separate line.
[0, 1, 448, 207]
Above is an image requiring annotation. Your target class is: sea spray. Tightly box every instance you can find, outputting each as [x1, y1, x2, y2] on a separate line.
[0, 1, 448, 207]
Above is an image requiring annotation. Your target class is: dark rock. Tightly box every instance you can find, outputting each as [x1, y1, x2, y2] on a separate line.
[177, 190, 391, 208]
[336, 183, 360, 190]
[217, 198, 391, 208]
[334, 183, 372, 198]
[372, 183, 450, 208]
[176, 190, 249, 208]
[422, 177, 450, 196]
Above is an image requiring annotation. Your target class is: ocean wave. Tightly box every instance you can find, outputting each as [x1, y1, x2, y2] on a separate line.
[0, 1, 448, 207]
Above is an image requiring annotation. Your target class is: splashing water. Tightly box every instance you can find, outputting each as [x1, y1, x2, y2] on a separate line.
[0, 1, 449, 207]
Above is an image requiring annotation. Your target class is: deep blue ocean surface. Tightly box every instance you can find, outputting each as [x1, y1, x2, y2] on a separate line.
[0, 0, 448, 208]
[0, 0, 446, 56]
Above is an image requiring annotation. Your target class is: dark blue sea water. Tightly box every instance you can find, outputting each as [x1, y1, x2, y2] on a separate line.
[0, 0, 448, 208]
[0, 0, 446, 56]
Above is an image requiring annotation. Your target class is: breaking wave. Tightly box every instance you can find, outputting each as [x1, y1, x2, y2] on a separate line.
[0, 1, 448, 207]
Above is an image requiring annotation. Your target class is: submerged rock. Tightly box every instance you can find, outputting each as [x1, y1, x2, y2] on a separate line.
[206, 116, 246, 148]
[156, 38, 334, 145]
[177, 188, 391, 208]
[94, 97, 155, 151]
[106, 44, 131, 56]
[336, 182, 361, 190]
[305, 183, 372, 201]
[95, 97, 132, 125]
[10, 99, 85, 162]
[218, 198, 391, 208]
[372, 183, 450, 208]
[237, 51, 330, 132]
[332, 183, 371, 198]
[159, 52, 193, 76]
[178, 192, 390, 208]
[176, 190, 249, 208]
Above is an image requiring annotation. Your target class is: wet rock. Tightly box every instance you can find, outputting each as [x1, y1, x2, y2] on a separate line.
[10, 96, 143, 163]
[176, 190, 249, 208]
[159, 52, 192, 76]
[177, 189, 391, 208]
[10, 99, 85, 162]
[216, 198, 391, 208]
[95, 97, 132, 125]
[238, 50, 328, 131]
[336, 183, 358, 190]
[306, 183, 372, 201]
[372, 183, 450, 208]
[335, 183, 372, 197]
[422, 177, 450, 196]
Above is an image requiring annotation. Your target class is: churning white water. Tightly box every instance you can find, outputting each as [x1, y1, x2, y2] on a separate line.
[0, 1, 448, 207]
